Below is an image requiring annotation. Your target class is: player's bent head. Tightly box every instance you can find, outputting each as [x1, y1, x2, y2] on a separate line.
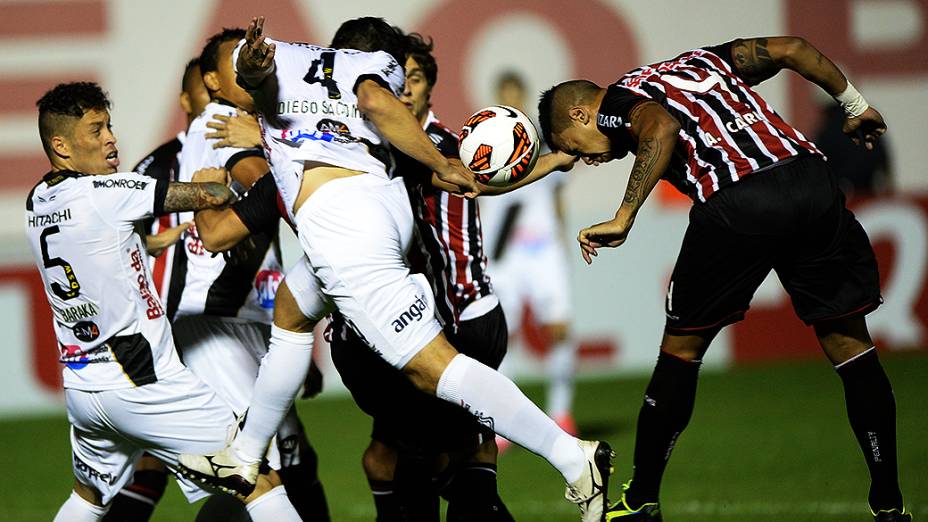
[200, 27, 251, 109]
[331, 17, 407, 67]
[538, 79, 612, 161]
[36, 82, 119, 174]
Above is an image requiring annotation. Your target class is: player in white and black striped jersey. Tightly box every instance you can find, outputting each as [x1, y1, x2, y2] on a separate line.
[29, 81, 301, 522]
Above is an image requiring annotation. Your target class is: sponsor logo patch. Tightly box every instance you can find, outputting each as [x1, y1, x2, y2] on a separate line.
[391, 294, 429, 333]
[92, 178, 149, 190]
[72, 320, 100, 342]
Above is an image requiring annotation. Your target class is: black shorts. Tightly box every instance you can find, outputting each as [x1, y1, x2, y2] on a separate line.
[329, 302, 508, 453]
[665, 156, 881, 334]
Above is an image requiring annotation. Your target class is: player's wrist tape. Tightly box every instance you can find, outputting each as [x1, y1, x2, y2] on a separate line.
[834, 81, 869, 118]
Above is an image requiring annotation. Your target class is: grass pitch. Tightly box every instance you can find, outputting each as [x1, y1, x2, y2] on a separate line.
[2, 354, 925, 521]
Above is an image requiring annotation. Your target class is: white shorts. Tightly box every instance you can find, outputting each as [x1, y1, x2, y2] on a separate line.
[65, 368, 235, 504]
[492, 239, 572, 329]
[296, 174, 442, 368]
[284, 256, 335, 322]
[172, 315, 282, 469]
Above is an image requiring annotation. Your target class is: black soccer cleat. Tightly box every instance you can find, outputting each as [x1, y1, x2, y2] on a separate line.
[605, 481, 662, 521]
[873, 508, 912, 522]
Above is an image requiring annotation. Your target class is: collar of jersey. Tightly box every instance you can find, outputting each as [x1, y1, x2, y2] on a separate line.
[43, 169, 85, 186]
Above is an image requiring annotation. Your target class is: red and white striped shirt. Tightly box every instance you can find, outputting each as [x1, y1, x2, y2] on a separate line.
[598, 41, 823, 203]
[400, 111, 494, 329]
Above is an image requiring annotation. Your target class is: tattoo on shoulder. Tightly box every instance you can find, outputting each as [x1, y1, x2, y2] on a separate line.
[731, 38, 775, 84]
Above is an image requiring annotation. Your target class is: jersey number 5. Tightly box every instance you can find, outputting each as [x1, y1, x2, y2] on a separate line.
[304, 51, 341, 100]
[40, 225, 81, 300]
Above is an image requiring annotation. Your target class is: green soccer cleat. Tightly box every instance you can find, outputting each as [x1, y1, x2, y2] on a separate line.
[873, 508, 912, 522]
[605, 481, 662, 521]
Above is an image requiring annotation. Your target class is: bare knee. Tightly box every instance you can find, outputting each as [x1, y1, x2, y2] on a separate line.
[660, 330, 717, 361]
[362, 440, 397, 482]
[402, 333, 459, 394]
[273, 281, 315, 333]
[73, 480, 103, 507]
[814, 315, 873, 364]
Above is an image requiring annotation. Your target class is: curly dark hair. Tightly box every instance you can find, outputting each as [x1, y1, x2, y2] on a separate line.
[36, 81, 111, 154]
[330, 17, 407, 66]
[405, 32, 437, 87]
[199, 27, 246, 74]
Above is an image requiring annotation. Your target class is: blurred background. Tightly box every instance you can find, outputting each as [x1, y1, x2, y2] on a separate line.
[1, 1, 926, 520]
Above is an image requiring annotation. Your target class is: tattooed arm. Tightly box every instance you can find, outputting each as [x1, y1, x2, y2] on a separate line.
[731, 37, 886, 148]
[162, 180, 235, 214]
[577, 101, 679, 264]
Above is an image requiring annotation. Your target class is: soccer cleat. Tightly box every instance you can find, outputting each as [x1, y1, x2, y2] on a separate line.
[873, 508, 912, 522]
[565, 440, 614, 522]
[177, 446, 259, 497]
[605, 481, 662, 521]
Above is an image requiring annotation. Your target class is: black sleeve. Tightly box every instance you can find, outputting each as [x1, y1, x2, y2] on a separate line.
[224, 149, 265, 173]
[702, 40, 740, 77]
[230, 173, 281, 234]
[152, 176, 170, 217]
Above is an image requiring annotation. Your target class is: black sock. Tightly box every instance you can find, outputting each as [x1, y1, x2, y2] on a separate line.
[627, 351, 701, 507]
[444, 463, 514, 522]
[102, 469, 167, 522]
[393, 449, 440, 522]
[278, 439, 331, 521]
[369, 479, 401, 522]
[835, 348, 903, 512]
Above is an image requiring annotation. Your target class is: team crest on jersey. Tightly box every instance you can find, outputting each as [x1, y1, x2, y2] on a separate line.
[72, 320, 100, 342]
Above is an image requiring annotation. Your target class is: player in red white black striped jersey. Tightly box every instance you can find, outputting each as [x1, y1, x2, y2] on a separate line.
[541, 37, 908, 521]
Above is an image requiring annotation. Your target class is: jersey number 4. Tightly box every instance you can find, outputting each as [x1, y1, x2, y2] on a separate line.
[40, 225, 81, 300]
[304, 51, 341, 100]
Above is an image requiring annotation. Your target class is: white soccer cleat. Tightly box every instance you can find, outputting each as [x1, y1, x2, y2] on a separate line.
[177, 445, 260, 497]
[565, 440, 615, 522]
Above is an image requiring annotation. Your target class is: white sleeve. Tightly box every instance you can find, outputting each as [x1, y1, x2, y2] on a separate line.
[352, 50, 405, 97]
[86, 172, 167, 224]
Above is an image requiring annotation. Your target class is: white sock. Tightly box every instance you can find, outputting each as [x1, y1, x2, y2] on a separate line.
[245, 485, 301, 521]
[233, 325, 313, 464]
[436, 354, 586, 483]
[547, 338, 578, 418]
[53, 491, 108, 522]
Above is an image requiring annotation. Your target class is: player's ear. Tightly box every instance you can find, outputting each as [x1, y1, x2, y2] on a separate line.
[179, 92, 193, 116]
[568, 106, 590, 125]
[50, 135, 70, 159]
[202, 71, 221, 93]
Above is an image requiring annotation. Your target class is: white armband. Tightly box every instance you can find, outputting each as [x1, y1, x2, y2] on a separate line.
[834, 81, 869, 118]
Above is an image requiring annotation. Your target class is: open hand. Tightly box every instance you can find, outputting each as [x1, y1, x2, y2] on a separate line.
[191, 167, 229, 185]
[577, 217, 633, 265]
[206, 108, 262, 149]
[843, 106, 886, 151]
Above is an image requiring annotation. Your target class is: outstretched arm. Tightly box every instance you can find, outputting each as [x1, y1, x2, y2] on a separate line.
[356, 79, 479, 197]
[576, 101, 679, 264]
[730, 37, 885, 148]
[163, 177, 235, 214]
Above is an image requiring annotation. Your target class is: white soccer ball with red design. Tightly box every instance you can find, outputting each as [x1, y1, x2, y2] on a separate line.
[458, 105, 540, 187]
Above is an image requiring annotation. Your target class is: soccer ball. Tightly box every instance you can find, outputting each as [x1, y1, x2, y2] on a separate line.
[458, 105, 540, 187]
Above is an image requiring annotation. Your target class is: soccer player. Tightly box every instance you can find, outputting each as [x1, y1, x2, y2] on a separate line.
[28, 81, 300, 522]
[174, 28, 330, 521]
[539, 37, 909, 521]
[180, 16, 613, 521]
[191, 30, 577, 521]
[102, 57, 210, 522]
[481, 71, 580, 447]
